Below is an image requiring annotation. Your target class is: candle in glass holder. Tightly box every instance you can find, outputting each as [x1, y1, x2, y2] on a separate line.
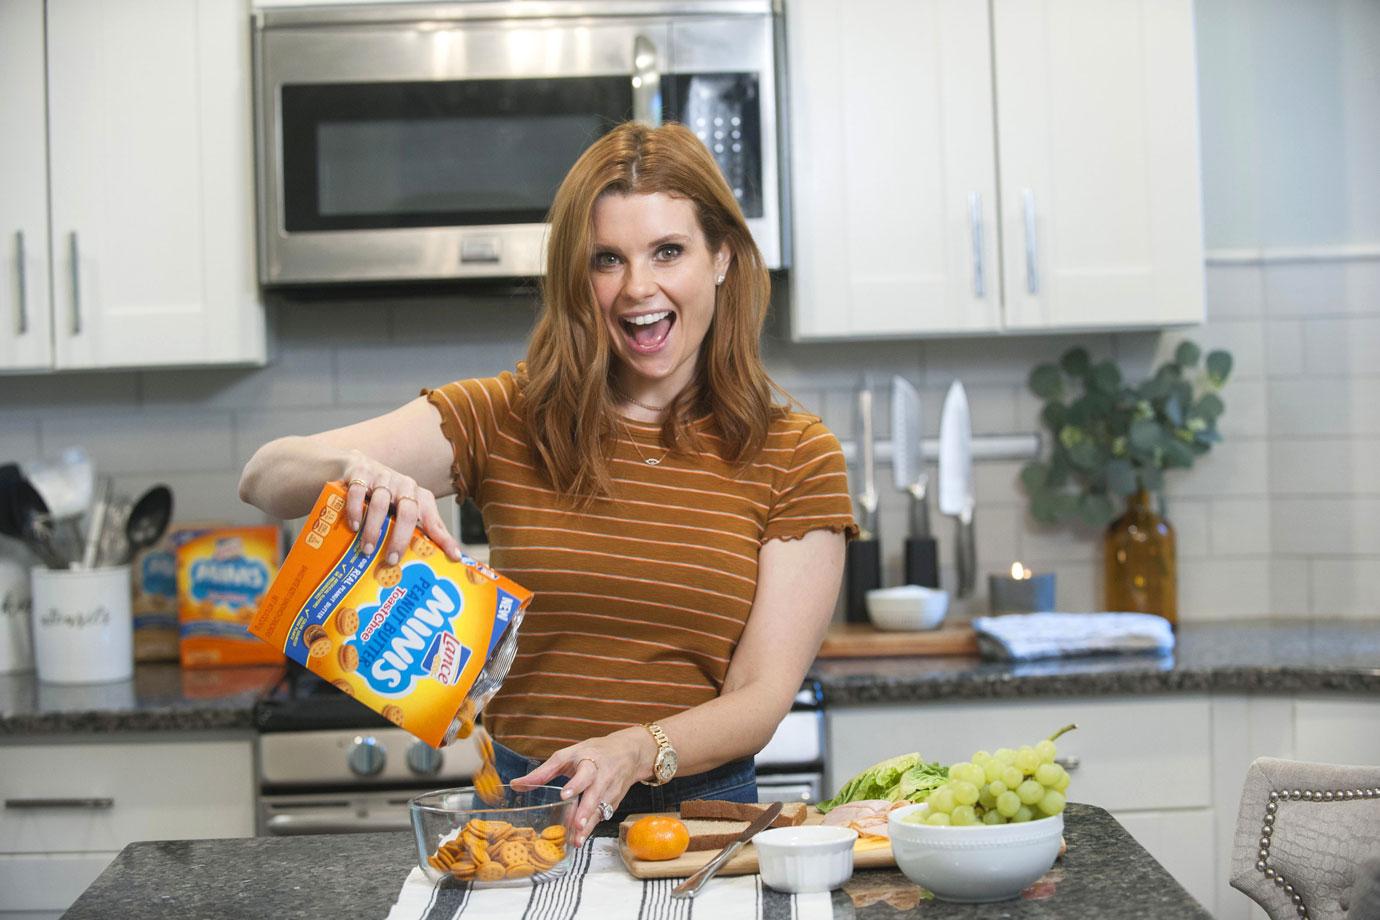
[988, 562, 1056, 614]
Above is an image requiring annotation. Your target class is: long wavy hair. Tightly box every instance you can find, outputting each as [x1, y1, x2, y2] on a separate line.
[521, 121, 786, 504]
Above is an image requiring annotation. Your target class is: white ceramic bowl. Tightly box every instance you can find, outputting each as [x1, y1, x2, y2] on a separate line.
[865, 585, 949, 631]
[887, 803, 1063, 902]
[753, 825, 858, 893]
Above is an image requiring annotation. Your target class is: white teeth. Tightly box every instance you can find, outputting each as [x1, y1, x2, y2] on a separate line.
[624, 311, 671, 326]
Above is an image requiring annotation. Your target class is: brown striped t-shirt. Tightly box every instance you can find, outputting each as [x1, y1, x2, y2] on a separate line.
[423, 369, 856, 760]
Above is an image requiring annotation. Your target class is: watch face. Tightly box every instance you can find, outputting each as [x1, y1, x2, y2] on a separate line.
[657, 749, 678, 782]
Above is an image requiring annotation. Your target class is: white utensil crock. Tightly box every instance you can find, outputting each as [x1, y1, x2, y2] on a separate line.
[31, 565, 133, 684]
[0, 556, 34, 673]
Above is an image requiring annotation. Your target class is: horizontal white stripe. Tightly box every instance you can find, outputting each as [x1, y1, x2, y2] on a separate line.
[501, 543, 756, 589]
[501, 691, 695, 710]
[489, 523, 757, 566]
[535, 608, 736, 645]
[527, 589, 746, 628]
[482, 501, 761, 550]
[511, 648, 707, 671]
[481, 475, 762, 528]
[501, 566, 749, 606]
[516, 627, 733, 664]
[507, 667, 711, 691]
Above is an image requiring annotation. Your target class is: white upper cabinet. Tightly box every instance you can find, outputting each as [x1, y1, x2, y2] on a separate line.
[787, 0, 1207, 340]
[0, 0, 53, 371]
[3, 0, 265, 373]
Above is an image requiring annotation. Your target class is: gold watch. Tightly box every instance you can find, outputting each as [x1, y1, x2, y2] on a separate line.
[640, 722, 678, 787]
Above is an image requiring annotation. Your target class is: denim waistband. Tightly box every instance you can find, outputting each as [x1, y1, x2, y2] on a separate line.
[491, 738, 757, 819]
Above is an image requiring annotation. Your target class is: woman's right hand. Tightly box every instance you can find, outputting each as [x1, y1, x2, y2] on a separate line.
[340, 451, 464, 564]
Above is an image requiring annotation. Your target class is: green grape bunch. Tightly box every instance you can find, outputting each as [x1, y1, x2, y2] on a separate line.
[904, 725, 1076, 827]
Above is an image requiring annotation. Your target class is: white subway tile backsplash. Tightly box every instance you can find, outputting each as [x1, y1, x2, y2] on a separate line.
[1301, 316, 1380, 376]
[0, 371, 140, 410]
[1267, 378, 1380, 436]
[111, 470, 267, 526]
[39, 411, 237, 475]
[0, 413, 40, 464]
[1209, 498, 1272, 555]
[233, 406, 389, 468]
[1204, 263, 1266, 318]
[1178, 559, 1275, 620]
[1263, 320, 1305, 377]
[1268, 438, 1380, 496]
[1170, 499, 1212, 559]
[1166, 439, 1269, 497]
[1218, 378, 1270, 438]
[1308, 559, 1380, 617]
[1268, 558, 1311, 617]
[922, 334, 1116, 387]
[1271, 497, 1380, 555]
[141, 348, 336, 410]
[334, 343, 512, 406]
[1263, 260, 1380, 317]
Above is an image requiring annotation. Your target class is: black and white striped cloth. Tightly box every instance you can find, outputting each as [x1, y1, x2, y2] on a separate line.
[386, 838, 835, 920]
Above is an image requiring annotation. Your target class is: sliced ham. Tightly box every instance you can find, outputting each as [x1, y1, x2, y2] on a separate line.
[820, 799, 910, 839]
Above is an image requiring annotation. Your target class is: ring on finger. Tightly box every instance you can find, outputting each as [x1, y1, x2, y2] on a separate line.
[597, 801, 614, 822]
[371, 485, 391, 497]
[395, 495, 418, 508]
[577, 757, 597, 772]
[347, 478, 368, 489]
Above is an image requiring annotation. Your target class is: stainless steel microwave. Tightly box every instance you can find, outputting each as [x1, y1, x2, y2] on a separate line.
[252, 0, 785, 286]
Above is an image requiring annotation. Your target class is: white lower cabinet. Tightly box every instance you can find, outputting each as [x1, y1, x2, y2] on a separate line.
[0, 736, 255, 918]
[828, 693, 1380, 920]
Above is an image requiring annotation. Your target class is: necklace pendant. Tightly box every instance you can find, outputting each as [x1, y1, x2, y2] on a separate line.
[645, 457, 660, 465]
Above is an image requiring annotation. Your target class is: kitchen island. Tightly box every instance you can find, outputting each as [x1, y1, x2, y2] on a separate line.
[64, 803, 1209, 919]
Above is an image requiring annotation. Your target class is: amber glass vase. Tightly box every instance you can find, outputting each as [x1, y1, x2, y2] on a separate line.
[1103, 490, 1178, 626]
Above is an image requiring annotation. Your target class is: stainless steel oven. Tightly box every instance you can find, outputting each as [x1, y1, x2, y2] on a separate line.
[253, 0, 785, 286]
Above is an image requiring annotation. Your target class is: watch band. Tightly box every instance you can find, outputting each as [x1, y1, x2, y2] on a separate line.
[641, 722, 676, 787]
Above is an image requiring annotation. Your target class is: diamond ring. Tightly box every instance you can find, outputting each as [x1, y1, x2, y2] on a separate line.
[597, 800, 614, 822]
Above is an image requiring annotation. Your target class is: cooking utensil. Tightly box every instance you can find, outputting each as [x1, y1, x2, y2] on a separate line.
[671, 800, 783, 898]
[845, 386, 882, 623]
[938, 381, 976, 598]
[891, 376, 939, 588]
[80, 477, 113, 570]
[123, 485, 174, 564]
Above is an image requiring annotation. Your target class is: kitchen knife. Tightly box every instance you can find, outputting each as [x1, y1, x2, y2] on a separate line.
[671, 800, 783, 898]
[891, 376, 939, 588]
[937, 381, 976, 598]
[845, 386, 881, 622]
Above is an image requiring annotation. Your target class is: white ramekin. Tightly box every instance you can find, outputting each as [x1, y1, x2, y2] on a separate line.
[753, 824, 858, 893]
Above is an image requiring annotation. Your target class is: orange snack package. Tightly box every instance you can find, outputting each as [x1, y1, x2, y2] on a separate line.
[249, 483, 531, 747]
[177, 526, 285, 668]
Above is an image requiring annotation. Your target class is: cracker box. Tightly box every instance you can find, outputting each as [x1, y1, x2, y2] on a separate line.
[133, 524, 216, 662]
[249, 483, 531, 747]
[177, 526, 285, 668]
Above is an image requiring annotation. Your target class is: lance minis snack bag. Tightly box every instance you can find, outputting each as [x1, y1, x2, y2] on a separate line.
[250, 482, 531, 747]
[134, 524, 215, 662]
[178, 526, 285, 667]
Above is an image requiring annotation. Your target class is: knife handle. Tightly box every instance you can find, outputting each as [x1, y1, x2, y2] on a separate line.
[903, 536, 939, 589]
[955, 513, 977, 598]
[910, 491, 931, 538]
[845, 539, 881, 623]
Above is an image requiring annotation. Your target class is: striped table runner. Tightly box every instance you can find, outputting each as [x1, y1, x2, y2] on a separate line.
[387, 838, 836, 920]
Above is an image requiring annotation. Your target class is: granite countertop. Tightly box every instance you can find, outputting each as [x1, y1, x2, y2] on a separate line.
[64, 804, 1209, 919]
[811, 620, 1380, 705]
[0, 664, 282, 736]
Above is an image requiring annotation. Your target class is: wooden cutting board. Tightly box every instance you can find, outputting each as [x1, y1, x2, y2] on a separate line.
[816, 622, 978, 658]
[617, 806, 895, 879]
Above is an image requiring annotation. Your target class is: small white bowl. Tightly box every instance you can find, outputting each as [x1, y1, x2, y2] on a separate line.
[887, 803, 1062, 902]
[865, 585, 949, 631]
[753, 824, 857, 893]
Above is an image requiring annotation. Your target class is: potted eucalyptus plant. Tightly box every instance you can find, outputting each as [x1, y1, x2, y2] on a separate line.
[1021, 342, 1233, 624]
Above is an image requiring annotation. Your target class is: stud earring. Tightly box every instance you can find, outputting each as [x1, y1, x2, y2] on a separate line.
[715, 274, 725, 285]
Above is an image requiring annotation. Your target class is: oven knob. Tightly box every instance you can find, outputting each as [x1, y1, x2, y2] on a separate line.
[347, 736, 386, 777]
[407, 742, 444, 776]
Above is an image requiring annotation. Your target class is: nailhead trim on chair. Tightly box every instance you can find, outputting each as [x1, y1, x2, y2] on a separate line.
[1258, 786, 1380, 918]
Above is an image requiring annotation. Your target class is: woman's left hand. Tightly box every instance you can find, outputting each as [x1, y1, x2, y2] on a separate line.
[510, 727, 650, 847]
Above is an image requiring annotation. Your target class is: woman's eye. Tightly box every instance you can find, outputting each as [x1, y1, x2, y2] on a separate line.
[655, 244, 683, 260]
[592, 252, 619, 269]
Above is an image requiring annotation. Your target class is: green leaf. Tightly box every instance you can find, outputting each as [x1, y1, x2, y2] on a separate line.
[1130, 419, 1160, 450]
[1164, 394, 1184, 427]
[1020, 462, 1049, 493]
[1090, 360, 1122, 394]
[1174, 341, 1201, 368]
[1193, 393, 1225, 421]
[1067, 439, 1102, 472]
[1105, 459, 1138, 497]
[1060, 347, 1091, 377]
[1052, 493, 1081, 522]
[1029, 364, 1064, 400]
[1194, 425, 1223, 445]
[1047, 451, 1071, 487]
[1162, 439, 1195, 468]
[1040, 402, 1067, 432]
[1031, 490, 1059, 524]
[1206, 350, 1233, 386]
[1139, 466, 1164, 492]
[1079, 492, 1116, 527]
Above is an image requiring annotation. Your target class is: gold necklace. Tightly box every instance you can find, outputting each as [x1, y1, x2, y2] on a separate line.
[617, 390, 671, 413]
[620, 419, 672, 466]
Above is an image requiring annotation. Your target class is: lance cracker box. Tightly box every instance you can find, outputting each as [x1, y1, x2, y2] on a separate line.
[249, 482, 531, 747]
[177, 525, 284, 667]
[134, 524, 216, 662]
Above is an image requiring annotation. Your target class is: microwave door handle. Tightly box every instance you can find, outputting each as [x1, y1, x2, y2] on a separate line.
[632, 34, 662, 125]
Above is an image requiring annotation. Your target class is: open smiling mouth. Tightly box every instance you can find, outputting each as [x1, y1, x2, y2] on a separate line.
[620, 310, 677, 353]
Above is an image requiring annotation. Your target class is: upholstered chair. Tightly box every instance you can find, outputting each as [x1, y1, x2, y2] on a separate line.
[1231, 757, 1380, 920]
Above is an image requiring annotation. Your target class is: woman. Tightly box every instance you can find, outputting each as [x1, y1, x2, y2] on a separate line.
[239, 122, 855, 847]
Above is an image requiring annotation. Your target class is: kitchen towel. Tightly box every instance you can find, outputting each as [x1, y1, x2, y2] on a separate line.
[386, 837, 835, 920]
[971, 612, 1175, 661]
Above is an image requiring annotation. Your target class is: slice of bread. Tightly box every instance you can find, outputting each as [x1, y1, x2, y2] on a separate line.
[683, 818, 752, 852]
[678, 799, 808, 828]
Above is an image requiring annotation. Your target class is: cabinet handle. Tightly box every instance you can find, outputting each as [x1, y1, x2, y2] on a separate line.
[69, 232, 82, 335]
[13, 231, 27, 335]
[631, 34, 662, 125]
[968, 192, 985, 298]
[1022, 189, 1039, 295]
[1054, 755, 1080, 772]
[4, 797, 114, 810]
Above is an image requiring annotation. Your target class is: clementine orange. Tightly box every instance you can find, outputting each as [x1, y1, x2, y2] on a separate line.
[626, 815, 690, 861]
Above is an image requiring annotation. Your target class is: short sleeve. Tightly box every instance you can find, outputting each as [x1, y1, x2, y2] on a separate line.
[761, 419, 859, 544]
[421, 370, 520, 500]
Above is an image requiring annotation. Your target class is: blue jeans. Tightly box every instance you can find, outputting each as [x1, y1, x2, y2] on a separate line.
[493, 738, 757, 819]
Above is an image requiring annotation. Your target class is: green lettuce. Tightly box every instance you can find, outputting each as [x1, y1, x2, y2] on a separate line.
[816, 753, 948, 813]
